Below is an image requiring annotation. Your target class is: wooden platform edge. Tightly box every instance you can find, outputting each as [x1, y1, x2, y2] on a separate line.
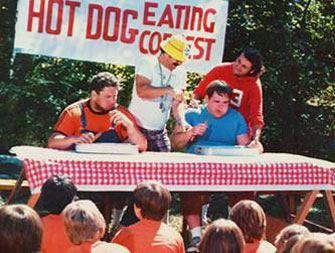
[0, 179, 29, 190]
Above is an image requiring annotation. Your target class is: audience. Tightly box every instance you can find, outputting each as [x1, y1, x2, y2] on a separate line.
[40, 175, 78, 253]
[229, 200, 276, 253]
[291, 232, 335, 253]
[282, 234, 305, 253]
[274, 224, 310, 253]
[199, 218, 245, 253]
[63, 199, 129, 253]
[112, 180, 185, 253]
[0, 204, 43, 253]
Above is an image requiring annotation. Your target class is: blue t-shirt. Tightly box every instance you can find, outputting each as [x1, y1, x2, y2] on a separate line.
[185, 106, 248, 153]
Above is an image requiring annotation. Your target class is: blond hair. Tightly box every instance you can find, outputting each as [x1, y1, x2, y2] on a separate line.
[63, 200, 106, 245]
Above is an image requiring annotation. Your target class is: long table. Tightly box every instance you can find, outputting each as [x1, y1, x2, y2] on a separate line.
[11, 146, 335, 228]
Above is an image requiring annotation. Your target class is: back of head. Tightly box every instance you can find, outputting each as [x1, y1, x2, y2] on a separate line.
[0, 204, 43, 253]
[160, 35, 190, 62]
[89, 72, 120, 93]
[242, 47, 264, 77]
[40, 174, 77, 214]
[134, 180, 172, 221]
[199, 219, 245, 253]
[291, 233, 335, 253]
[205, 80, 232, 99]
[274, 224, 310, 253]
[63, 200, 106, 245]
[229, 200, 266, 243]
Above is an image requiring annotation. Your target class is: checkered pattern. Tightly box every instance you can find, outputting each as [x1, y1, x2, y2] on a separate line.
[22, 154, 335, 193]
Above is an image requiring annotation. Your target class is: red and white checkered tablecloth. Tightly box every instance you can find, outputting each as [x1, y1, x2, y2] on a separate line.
[11, 146, 335, 194]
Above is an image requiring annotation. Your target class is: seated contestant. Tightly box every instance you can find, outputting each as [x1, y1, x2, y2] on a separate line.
[193, 47, 265, 152]
[48, 71, 147, 152]
[171, 80, 250, 252]
[0, 204, 43, 253]
[229, 200, 276, 253]
[40, 175, 78, 253]
[63, 199, 129, 253]
[112, 181, 185, 253]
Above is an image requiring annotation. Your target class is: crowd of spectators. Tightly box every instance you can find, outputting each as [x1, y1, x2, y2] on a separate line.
[0, 177, 334, 253]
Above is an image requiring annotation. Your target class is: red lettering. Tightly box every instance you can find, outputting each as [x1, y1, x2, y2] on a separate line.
[193, 37, 204, 60]
[157, 4, 173, 28]
[86, 4, 103, 40]
[139, 30, 151, 54]
[190, 7, 203, 31]
[203, 8, 216, 33]
[46, 0, 63, 35]
[143, 2, 158, 26]
[27, 0, 45, 33]
[120, 10, 138, 43]
[204, 38, 216, 61]
[174, 5, 186, 29]
[103, 7, 120, 41]
[148, 31, 161, 54]
[65, 1, 80, 36]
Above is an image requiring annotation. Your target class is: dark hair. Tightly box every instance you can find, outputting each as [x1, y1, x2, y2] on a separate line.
[242, 47, 264, 76]
[229, 200, 266, 243]
[89, 72, 119, 93]
[134, 181, 172, 221]
[199, 219, 245, 253]
[40, 174, 77, 214]
[0, 204, 43, 253]
[205, 80, 232, 99]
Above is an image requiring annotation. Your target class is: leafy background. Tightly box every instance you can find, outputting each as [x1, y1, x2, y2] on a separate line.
[0, 0, 334, 161]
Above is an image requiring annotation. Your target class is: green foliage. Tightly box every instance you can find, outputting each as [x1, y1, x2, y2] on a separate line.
[0, 0, 334, 160]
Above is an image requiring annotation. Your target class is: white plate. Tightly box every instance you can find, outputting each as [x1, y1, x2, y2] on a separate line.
[194, 145, 259, 156]
[75, 143, 139, 154]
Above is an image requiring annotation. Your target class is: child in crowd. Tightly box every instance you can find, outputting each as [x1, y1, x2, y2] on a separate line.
[63, 199, 129, 253]
[0, 204, 43, 253]
[199, 218, 245, 253]
[40, 174, 78, 253]
[291, 232, 335, 253]
[112, 181, 185, 253]
[274, 223, 310, 253]
[229, 200, 276, 253]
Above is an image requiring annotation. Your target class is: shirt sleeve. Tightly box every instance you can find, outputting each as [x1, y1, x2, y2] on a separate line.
[136, 56, 154, 80]
[53, 109, 77, 136]
[236, 113, 249, 136]
[248, 79, 264, 128]
[115, 105, 139, 141]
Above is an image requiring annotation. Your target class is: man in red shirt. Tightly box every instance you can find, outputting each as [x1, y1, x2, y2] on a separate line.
[193, 47, 264, 152]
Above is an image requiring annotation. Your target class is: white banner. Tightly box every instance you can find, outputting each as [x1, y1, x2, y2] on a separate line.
[14, 0, 228, 73]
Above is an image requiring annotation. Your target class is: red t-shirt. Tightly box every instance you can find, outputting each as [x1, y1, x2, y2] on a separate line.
[41, 214, 72, 253]
[112, 219, 185, 253]
[53, 99, 137, 142]
[193, 63, 264, 129]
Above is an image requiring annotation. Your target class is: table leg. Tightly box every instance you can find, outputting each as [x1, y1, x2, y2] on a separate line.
[293, 190, 319, 224]
[27, 193, 41, 208]
[323, 190, 335, 230]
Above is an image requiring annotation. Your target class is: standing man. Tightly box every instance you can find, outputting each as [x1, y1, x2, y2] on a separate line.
[171, 81, 251, 252]
[193, 47, 264, 152]
[48, 72, 147, 151]
[128, 35, 190, 152]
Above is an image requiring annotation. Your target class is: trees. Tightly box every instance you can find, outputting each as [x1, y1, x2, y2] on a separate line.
[0, 0, 334, 160]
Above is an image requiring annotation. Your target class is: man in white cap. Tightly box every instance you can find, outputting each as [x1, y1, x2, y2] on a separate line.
[128, 35, 190, 152]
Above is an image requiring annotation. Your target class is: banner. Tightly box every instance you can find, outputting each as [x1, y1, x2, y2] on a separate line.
[14, 0, 228, 73]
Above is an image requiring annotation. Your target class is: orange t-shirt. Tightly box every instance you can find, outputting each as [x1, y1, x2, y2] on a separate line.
[41, 214, 73, 253]
[112, 219, 185, 253]
[53, 99, 137, 142]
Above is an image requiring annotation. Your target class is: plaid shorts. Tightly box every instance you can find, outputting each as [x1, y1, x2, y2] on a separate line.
[139, 127, 171, 152]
